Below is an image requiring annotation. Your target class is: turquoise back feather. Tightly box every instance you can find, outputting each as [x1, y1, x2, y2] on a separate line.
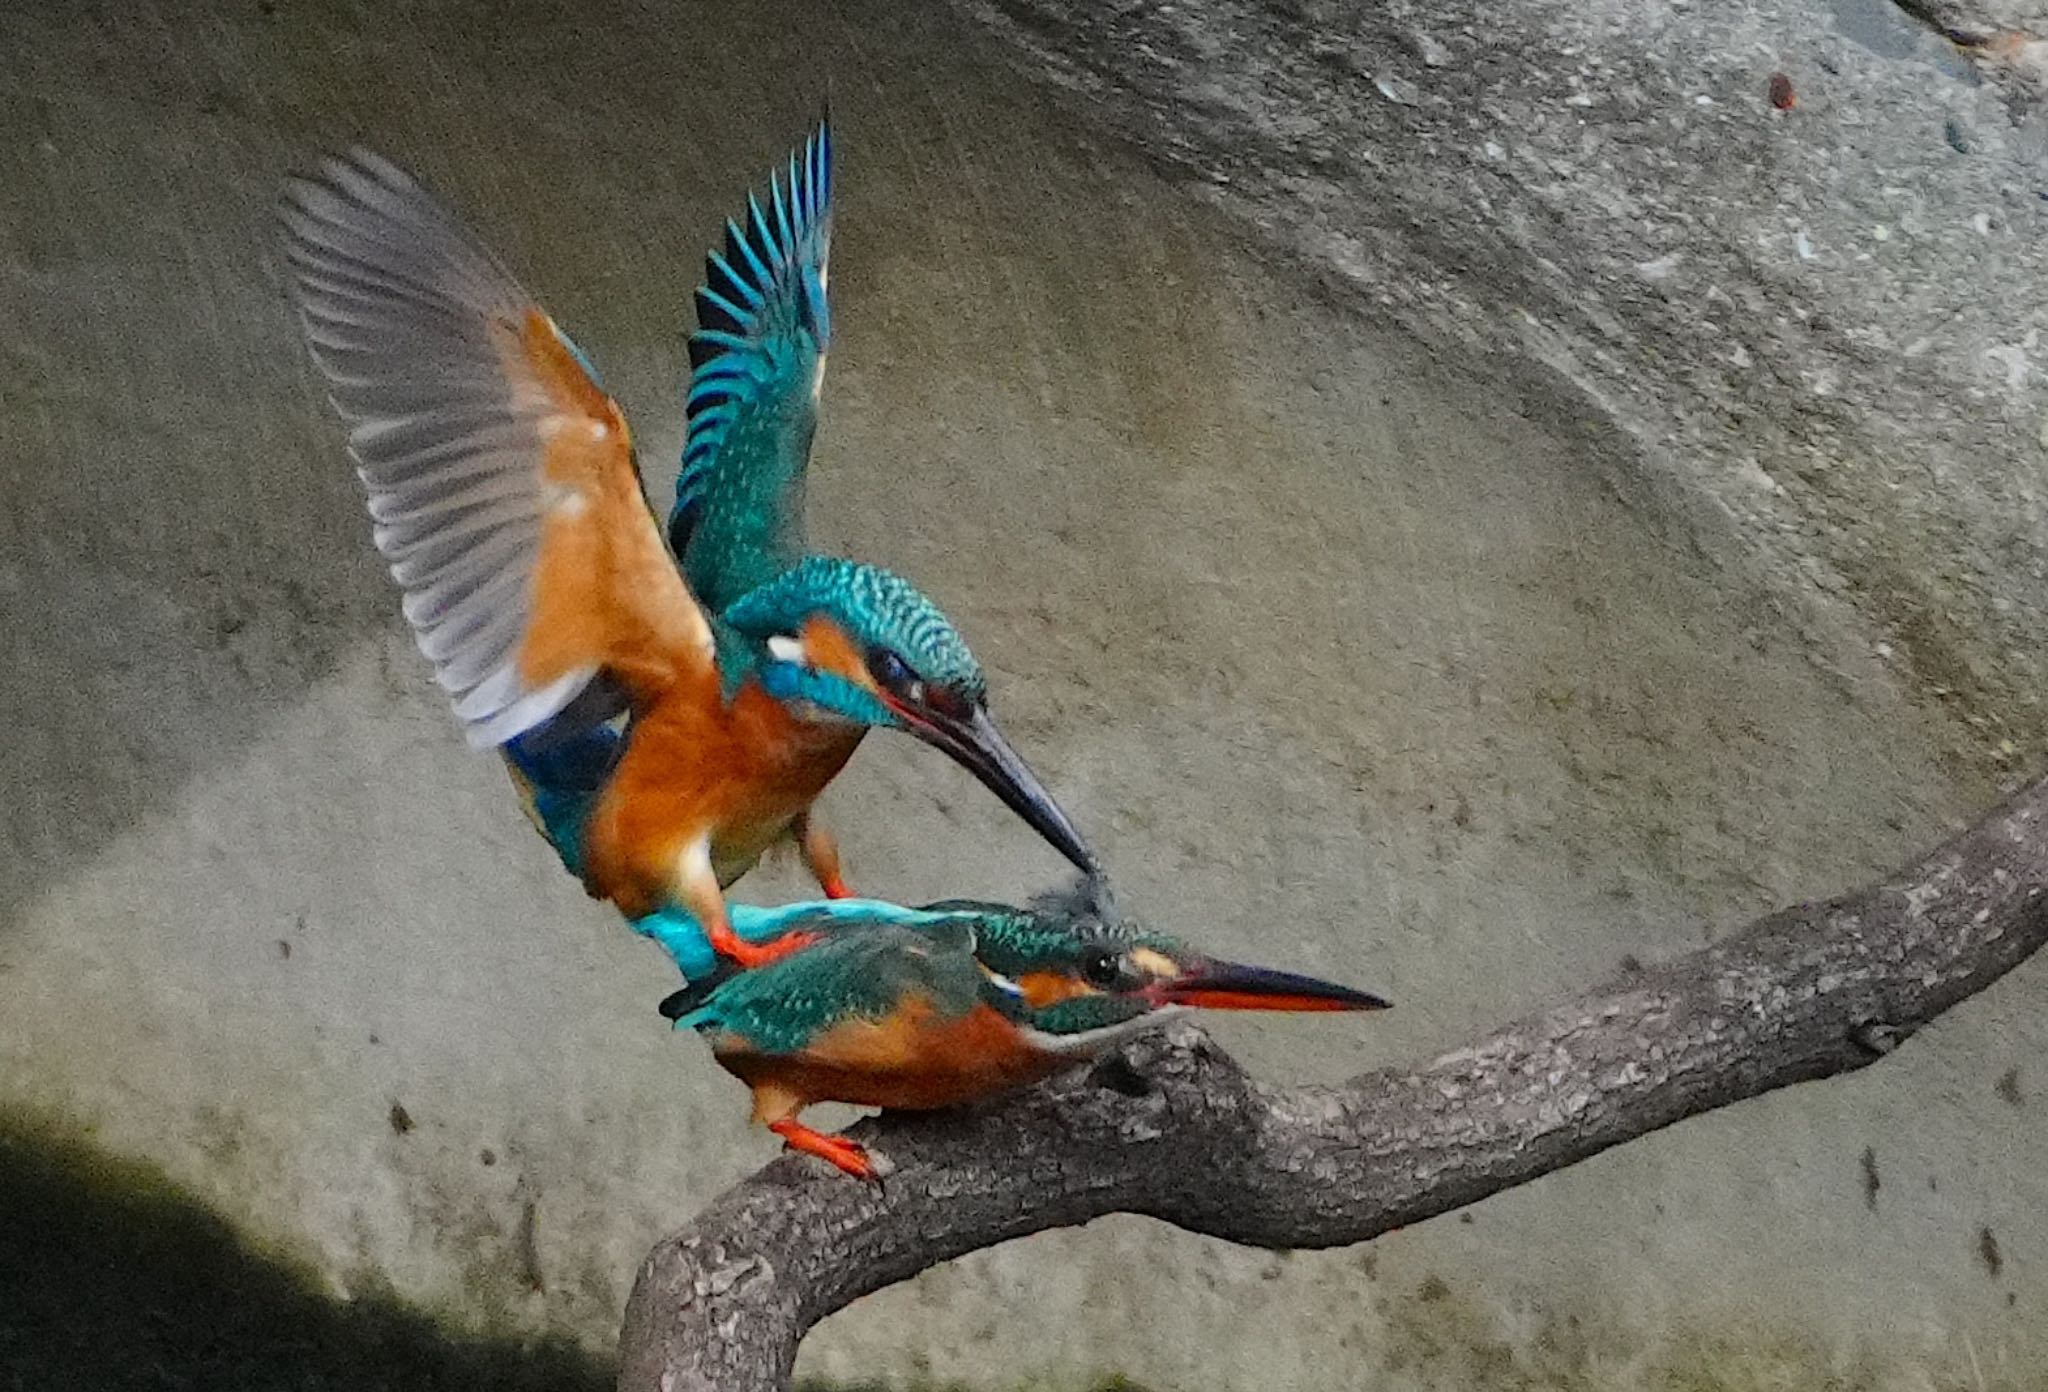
[666, 919, 993, 1054]
[920, 901, 1178, 978]
[670, 120, 833, 612]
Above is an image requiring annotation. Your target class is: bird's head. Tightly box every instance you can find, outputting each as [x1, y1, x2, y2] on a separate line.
[956, 906, 1392, 1055]
[724, 558, 1096, 874]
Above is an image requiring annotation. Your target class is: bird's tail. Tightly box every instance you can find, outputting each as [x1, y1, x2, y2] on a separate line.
[657, 979, 723, 1030]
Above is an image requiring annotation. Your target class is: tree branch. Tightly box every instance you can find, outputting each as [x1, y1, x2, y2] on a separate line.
[616, 776, 2048, 1392]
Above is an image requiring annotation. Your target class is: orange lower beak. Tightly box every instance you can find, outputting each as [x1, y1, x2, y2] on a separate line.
[1148, 960, 1390, 1013]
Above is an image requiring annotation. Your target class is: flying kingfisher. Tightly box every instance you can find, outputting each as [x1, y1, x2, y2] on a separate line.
[658, 899, 1389, 1178]
[280, 121, 1096, 969]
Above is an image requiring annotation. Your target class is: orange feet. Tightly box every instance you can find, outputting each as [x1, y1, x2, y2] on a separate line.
[706, 918, 818, 969]
[820, 873, 853, 900]
[680, 852, 818, 968]
[771, 1119, 877, 1179]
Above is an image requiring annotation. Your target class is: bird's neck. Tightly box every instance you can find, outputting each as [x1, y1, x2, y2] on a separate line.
[709, 612, 763, 702]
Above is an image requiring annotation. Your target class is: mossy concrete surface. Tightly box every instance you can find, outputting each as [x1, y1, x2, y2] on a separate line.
[3, 0, 2046, 1388]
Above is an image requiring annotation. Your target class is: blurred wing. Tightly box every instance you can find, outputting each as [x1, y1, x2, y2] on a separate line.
[668, 119, 833, 612]
[282, 150, 715, 749]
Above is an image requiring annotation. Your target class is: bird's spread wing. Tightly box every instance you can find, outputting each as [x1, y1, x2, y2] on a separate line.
[282, 151, 716, 748]
[668, 119, 833, 612]
[668, 923, 984, 1057]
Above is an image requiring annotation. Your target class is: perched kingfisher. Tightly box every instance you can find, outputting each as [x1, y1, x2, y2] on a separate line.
[657, 899, 1389, 1178]
[280, 121, 1095, 969]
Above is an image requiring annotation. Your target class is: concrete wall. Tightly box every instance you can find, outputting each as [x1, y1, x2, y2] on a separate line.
[2, 0, 2043, 1387]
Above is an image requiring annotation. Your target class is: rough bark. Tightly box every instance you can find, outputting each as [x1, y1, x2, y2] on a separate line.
[616, 774, 2048, 1392]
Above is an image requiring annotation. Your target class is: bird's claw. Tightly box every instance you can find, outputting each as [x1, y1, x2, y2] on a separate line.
[770, 1120, 887, 1180]
[711, 924, 819, 969]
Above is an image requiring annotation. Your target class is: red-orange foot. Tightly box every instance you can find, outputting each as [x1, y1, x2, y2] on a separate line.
[707, 920, 819, 969]
[820, 874, 854, 901]
[771, 1119, 877, 1179]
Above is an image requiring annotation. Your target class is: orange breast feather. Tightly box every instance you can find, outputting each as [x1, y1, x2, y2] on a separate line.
[720, 998, 1066, 1112]
[581, 677, 863, 915]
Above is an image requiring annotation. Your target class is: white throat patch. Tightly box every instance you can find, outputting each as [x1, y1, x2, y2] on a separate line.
[1019, 1006, 1187, 1058]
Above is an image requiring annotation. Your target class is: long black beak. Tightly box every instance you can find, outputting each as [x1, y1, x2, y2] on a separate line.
[898, 700, 1098, 876]
[1148, 959, 1391, 1013]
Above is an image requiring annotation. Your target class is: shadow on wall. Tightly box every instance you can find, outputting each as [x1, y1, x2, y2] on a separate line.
[0, 1115, 1159, 1392]
[0, 1116, 612, 1392]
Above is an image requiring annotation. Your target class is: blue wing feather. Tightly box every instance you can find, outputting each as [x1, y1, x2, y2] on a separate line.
[669, 118, 834, 612]
[658, 918, 988, 1053]
[498, 677, 632, 876]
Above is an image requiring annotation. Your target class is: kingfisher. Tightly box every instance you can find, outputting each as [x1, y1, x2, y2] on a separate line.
[657, 899, 1389, 1178]
[280, 121, 1096, 969]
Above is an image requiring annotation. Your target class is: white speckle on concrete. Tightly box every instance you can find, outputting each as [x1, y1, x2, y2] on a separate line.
[1985, 343, 2031, 390]
[1375, 73, 1418, 104]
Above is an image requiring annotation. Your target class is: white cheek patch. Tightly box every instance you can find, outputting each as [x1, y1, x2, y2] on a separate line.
[766, 634, 808, 665]
[1128, 947, 1178, 981]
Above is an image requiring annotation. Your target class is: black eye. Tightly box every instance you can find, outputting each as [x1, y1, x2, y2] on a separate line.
[1079, 946, 1122, 988]
[866, 648, 915, 693]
